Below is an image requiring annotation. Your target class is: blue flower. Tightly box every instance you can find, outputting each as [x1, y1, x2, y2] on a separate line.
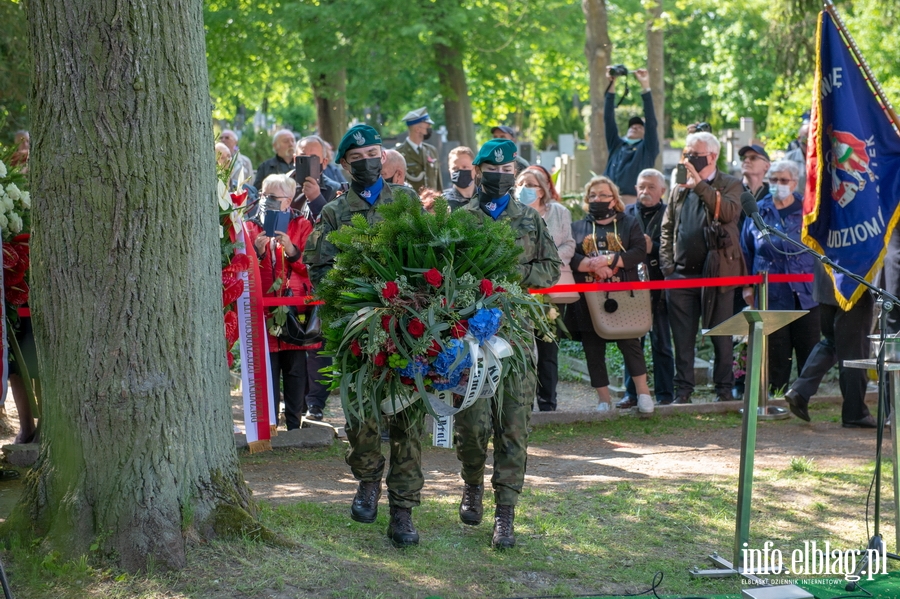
[397, 355, 429, 379]
[431, 339, 473, 391]
[468, 308, 502, 345]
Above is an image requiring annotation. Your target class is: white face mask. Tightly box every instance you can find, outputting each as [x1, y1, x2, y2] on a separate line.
[773, 183, 792, 200]
[516, 186, 539, 205]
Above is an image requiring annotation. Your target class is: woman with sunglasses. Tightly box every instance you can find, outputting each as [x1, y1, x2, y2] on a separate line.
[246, 174, 319, 431]
[564, 176, 653, 414]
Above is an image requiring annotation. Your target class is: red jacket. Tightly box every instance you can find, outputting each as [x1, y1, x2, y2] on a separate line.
[245, 214, 319, 351]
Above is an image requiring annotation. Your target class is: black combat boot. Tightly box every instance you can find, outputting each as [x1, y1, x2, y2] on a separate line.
[458, 483, 484, 525]
[387, 506, 419, 547]
[492, 504, 516, 550]
[350, 480, 382, 523]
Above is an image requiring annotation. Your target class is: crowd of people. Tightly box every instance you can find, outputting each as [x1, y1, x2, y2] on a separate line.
[206, 66, 897, 550]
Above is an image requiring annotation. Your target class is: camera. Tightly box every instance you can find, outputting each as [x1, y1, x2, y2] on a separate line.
[609, 64, 628, 78]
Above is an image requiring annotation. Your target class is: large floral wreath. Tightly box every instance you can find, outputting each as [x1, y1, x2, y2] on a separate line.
[316, 195, 554, 420]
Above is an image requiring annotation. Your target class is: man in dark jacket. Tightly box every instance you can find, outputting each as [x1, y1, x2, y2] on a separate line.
[603, 67, 659, 203]
[252, 129, 296, 190]
[660, 132, 747, 404]
[620, 168, 674, 407]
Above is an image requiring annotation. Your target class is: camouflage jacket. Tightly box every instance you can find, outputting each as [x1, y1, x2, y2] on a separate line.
[460, 195, 561, 290]
[396, 138, 442, 192]
[303, 183, 420, 286]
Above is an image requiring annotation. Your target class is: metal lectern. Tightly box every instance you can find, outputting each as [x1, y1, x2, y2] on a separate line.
[690, 308, 807, 578]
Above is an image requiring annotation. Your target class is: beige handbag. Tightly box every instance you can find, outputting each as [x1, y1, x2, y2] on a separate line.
[548, 265, 579, 304]
[583, 220, 651, 340]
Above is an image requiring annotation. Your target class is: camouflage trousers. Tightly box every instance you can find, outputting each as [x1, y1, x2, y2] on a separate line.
[454, 369, 535, 506]
[345, 403, 425, 510]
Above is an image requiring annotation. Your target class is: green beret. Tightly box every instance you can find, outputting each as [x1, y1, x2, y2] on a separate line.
[335, 124, 383, 162]
[473, 139, 518, 166]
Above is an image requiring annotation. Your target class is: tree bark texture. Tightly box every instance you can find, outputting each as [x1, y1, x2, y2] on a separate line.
[435, 41, 476, 150]
[582, 0, 612, 174]
[313, 69, 347, 147]
[646, 0, 665, 169]
[19, 0, 253, 571]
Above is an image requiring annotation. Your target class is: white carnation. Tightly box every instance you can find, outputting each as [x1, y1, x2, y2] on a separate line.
[5, 183, 20, 202]
[20, 191, 30, 208]
[0, 214, 9, 230]
[217, 180, 230, 211]
[8, 212, 22, 234]
[0, 160, 6, 178]
[3, 197, 13, 212]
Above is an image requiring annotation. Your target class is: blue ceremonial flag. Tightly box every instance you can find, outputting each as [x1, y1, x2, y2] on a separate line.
[802, 9, 900, 309]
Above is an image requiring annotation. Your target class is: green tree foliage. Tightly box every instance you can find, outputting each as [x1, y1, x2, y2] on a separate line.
[0, 0, 29, 142]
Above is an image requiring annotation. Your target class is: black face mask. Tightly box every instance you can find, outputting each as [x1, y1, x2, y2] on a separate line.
[348, 157, 382, 190]
[451, 169, 473, 188]
[423, 127, 433, 141]
[481, 172, 516, 199]
[589, 202, 616, 221]
[686, 154, 709, 173]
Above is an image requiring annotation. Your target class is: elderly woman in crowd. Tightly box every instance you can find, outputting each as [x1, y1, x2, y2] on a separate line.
[564, 176, 653, 414]
[245, 174, 320, 430]
[740, 160, 819, 394]
[515, 165, 575, 412]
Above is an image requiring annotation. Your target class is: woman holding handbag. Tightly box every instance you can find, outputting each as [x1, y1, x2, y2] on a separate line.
[564, 176, 654, 414]
[515, 165, 575, 411]
[246, 174, 320, 430]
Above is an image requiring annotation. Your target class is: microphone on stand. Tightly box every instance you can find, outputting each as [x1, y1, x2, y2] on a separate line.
[740, 191, 769, 237]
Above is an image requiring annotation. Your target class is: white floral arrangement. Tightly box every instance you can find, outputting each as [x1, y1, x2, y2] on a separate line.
[0, 158, 31, 240]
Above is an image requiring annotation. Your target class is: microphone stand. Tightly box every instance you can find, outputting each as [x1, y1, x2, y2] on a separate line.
[754, 219, 900, 588]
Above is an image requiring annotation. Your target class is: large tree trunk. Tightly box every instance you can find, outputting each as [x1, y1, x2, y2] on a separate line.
[582, 0, 612, 173]
[17, 0, 254, 572]
[313, 69, 347, 147]
[646, 0, 665, 170]
[436, 41, 476, 149]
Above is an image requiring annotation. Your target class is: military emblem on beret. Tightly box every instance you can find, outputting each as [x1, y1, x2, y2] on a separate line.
[353, 131, 365, 146]
[494, 148, 504, 163]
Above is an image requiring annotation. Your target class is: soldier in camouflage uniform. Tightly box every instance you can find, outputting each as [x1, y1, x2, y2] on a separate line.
[453, 139, 561, 549]
[396, 107, 442, 194]
[303, 124, 425, 548]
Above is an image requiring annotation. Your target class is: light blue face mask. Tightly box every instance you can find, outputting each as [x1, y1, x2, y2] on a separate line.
[517, 186, 539, 205]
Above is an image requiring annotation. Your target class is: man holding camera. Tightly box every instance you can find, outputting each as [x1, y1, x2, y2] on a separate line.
[604, 66, 659, 205]
[659, 132, 746, 405]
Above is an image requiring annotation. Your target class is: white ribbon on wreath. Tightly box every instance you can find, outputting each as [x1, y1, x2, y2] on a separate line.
[380, 334, 514, 416]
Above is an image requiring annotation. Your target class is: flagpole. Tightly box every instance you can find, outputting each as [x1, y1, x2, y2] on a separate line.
[823, 0, 900, 131]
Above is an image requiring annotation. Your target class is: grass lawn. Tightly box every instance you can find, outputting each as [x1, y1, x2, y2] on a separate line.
[1, 402, 893, 599]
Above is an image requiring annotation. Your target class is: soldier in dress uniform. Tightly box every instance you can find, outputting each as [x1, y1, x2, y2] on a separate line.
[396, 107, 442, 194]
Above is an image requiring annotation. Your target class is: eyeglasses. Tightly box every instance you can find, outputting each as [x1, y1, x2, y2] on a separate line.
[264, 194, 291, 201]
[684, 152, 709, 159]
[588, 193, 614, 200]
[742, 154, 767, 162]
[770, 177, 794, 184]
[694, 122, 712, 133]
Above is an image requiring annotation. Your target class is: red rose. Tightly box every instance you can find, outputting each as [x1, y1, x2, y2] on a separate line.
[350, 339, 362, 357]
[479, 279, 494, 296]
[381, 314, 394, 332]
[382, 281, 400, 301]
[426, 340, 442, 357]
[423, 268, 443, 287]
[450, 320, 468, 339]
[373, 352, 387, 367]
[407, 318, 426, 338]
[400, 376, 415, 386]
